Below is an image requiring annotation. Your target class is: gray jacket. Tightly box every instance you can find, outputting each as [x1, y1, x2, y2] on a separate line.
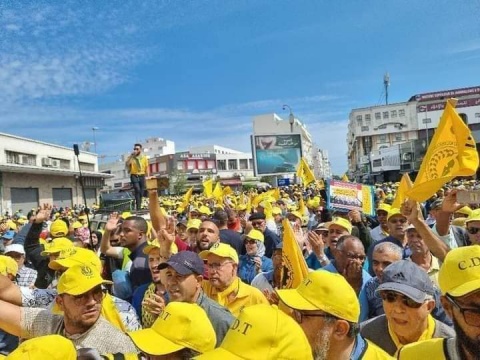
[360, 314, 455, 356]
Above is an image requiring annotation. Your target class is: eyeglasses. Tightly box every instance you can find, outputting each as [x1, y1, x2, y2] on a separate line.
[207, 261, 233, 271]
[314, 229, 328, 236]
[133, 147, 140, 150]
[251, 221, 265, 227]
[293, 309, 335, 324]
[467, 227, 480, 235]
[380, 290, 424, 308]
[446, 294, 480, 327]
[340, 250, 366, 262]
[68, 286, 105, 305]
[389, 218, 407, 224]
[244, 239, 256, 245]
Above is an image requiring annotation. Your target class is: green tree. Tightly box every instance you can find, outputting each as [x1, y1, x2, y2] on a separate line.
[170, 170, 188, 195]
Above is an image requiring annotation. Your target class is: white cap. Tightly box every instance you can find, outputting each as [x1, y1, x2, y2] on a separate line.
[4, 244, 25, 255]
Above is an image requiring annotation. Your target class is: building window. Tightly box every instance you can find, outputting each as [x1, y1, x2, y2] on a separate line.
[365, 114, 371, 121]
[177, 162, 184, 171]
[459, 113, 468, 124]
[361, 126, 369, 132]
[375, 112, 381, 120]
[217, 160, 226, 170]
[383, 111, 389, 119]
[373, 159, 382, 167]
[239, 159, 248, 170]
[228, 159, 238, 170]
[395, 133, 403, 141]
[207, 160, 215, 169]
[379, 135, 387, 143]
[475, 113, 480, 118]
[187, 160, 195, 170]
[249, 159, 253, 169]
[5, 151, 36, 166]
[79, 162, 95, 172]
[399, 109, 405, 117]
[391, 110, 397, 118]
[159, 163, 167, 172]
[58, 159, 71, 169]
[197, 161, 206, 170]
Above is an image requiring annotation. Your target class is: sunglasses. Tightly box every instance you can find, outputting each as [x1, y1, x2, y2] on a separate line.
[244, 239, 256, 245]
[380, 291, 424, 308]
[251, 221, 264, 226]
[467, 227, 480, 235]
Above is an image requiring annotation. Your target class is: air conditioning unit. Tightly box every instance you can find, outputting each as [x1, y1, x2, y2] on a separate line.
[19, 155, 30, 165]
[42, 158, 52, 167]
[51, 159, 60, 168]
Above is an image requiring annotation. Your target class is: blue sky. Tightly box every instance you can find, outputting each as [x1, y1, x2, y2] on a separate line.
[1, 0, 479, 175]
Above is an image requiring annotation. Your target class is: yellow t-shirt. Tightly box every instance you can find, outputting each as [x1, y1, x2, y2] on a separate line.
[388, 314, 436, 356]
[362, 340, 394, 359]
[202, 277, 268, 316]
[128, 155, 148, 175]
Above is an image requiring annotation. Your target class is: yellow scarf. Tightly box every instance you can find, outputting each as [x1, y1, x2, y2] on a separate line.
[210, 277, 240, 307]
[141, 282, 158, 328]
[52, 293, 126, 332]
[389, 314, 436, 356]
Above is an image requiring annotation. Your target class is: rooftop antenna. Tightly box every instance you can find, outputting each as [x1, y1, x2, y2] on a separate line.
[384, 72, 390, 105]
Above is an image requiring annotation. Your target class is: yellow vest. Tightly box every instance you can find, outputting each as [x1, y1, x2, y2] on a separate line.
[128, 155, 148, 175]
[397, 338, 447, 360]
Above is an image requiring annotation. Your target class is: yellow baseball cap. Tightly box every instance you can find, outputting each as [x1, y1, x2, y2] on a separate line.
[195, 304, 312, 360]
[387, 208, 406, 221]
[50, 219, 69, 237]
[49, 248, 102, 273]
[72, 221, 83, 229]
[455, 206, 472, 217]
[376, 203, 391, 214]
[236, 204, 247, 211]
[199, 243, 239, 264]
[40, 237, 74, 256]
[121, 211, 133, 219]
[328, 217, 352, 234]
[0, 255, 18, 277]
[288, 211, 303, 220]
[78, 215, 88, 221]
[464, 209, 480, 224]
[276, 271, 360, 323]
[6, 335, 76, 360]
[245, 229, 264, 242]
[199, 206, 212, 216]
[7, 221, 17, 231]
[143, 240, 178, 256]
[128, 302, 216, 356]
[438, 245, 480, 297]
[187, 219, 202, 231]
[57, 264, 112, 296]
[272, 207, 282, 215]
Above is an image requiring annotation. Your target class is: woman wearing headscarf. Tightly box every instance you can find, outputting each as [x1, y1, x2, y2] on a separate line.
[238, 229, 273, 284]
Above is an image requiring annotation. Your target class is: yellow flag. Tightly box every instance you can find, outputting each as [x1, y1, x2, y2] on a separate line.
[213, 182, 223, 201]
[296, 157, 316, 185]
[299, 197, 306, 216]
[181, 186, 193, 209]
[272, 188, 280, 200]
[342, 173, 349, 182]
[280, 219, 308, 289]
[392, 174, 413, 209]
[316, 179, 325, 189]
[407, 99, 479, 202]
[203, 178, 213, 198]
[222, 186, 233, 196]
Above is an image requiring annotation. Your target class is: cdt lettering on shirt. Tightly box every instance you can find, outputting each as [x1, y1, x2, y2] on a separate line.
[458, 257, 480, 270]
[304, 278, 313, 287]
[230, 318, 253, 335]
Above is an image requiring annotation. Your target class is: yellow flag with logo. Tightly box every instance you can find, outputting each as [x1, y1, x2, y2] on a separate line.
[342, 173, 349, 182]
[280, 219, 308, 289]
[222, 186, 233, 196]
[213, 182, 223, 201]
[203, 178, 213, 198]
[296, 157, 316, 186]
[181, 186, 193, 209]
[392, 174, 413, 209]
[407, 99, 479, 202]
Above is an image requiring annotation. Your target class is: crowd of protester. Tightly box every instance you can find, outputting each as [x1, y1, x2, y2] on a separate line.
[0, 176, 479, 359]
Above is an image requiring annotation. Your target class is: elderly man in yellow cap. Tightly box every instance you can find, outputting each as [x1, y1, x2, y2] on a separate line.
[398, 245, 480, 359]
[0, 264, 138, 354]
[276, 271, 392, 359]
[197, 304, 314, 360]
[238, 229, 273, 284]
[128, 302, 216, 358]
[371, 203, 392, 242]
[200, 243, 268, 316]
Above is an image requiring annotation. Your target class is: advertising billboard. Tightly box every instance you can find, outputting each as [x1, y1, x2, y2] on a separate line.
[326, 180, 375, 216]
[252, 134, 302, 176]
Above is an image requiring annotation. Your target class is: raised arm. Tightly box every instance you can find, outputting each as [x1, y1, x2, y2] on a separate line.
[100, 213, 123, 258]
[0, 275, 22, 306]
[0, 299, 22, 337]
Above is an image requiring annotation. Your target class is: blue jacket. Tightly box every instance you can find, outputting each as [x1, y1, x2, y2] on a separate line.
[238, 255, 273, 284]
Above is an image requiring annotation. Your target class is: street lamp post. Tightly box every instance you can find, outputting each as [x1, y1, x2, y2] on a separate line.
[282, 104, 295, 133]
[92, 127, 99, 153]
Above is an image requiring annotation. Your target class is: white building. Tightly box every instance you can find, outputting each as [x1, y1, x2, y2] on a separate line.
[188, 145, 254, 179]
[312, 146, 332, 179]
[0, 133, 107, 214]
[141, 137, 175, 158]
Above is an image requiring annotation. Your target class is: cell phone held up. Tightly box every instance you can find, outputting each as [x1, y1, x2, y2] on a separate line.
[457, 190, 480, 204]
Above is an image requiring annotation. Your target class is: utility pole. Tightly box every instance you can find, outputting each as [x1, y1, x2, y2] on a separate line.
[384, 72, 390, 105]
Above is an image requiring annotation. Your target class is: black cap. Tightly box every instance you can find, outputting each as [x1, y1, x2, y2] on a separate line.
[249, 212, 266, 221]
[158, 251, 204, 275]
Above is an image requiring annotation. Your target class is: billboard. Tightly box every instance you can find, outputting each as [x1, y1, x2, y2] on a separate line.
[326, 180, 375, 216]
[252, 134, 302, 176]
